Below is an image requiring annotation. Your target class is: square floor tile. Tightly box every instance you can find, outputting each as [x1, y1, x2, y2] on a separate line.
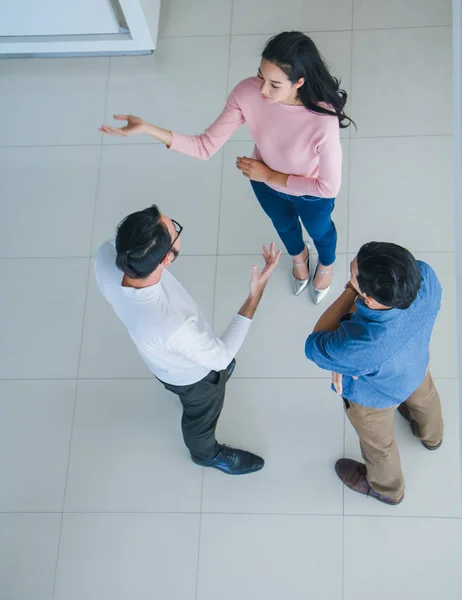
[0, 147, 100, 258]
[0, 258, 88, 379]
[351, 28, 452, 137]
[202, 379, 344, 514]
[227, 31, 352, 142]
[0, 513, 61, 600]
[64, 379, 203, 512]
[156, 0, 232, 37]
[231, 0, 353, 34]
[79, 255, 217, 378]
[0, 58, 108, 146]
[344, 379, 461, 517]
[417, 253, 458, 379]
[104, 37, 229, 145]
[218, 139, 349, 254]
[197, 514, 343, 600]
[348, 136, 454, 253]
[213, 254, 348, 378]
[0, 380, 75, 512]
[344, 516, 462, 600]
[54, 513, 200, 600]
[353, 0, 452, 29]
[92, 144, 223, 255]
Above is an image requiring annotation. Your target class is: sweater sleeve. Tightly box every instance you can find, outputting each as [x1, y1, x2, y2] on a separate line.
[169, 87, 245, 160]
[285, 117, 342, 198]
[165, 314, 252, 372]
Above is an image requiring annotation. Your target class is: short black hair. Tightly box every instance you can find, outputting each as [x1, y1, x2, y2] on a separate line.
[115, 205, 172, 279]
[357, 242, 421, 309]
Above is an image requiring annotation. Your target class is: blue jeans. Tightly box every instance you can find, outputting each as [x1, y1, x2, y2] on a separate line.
[250, 181, 337, 266]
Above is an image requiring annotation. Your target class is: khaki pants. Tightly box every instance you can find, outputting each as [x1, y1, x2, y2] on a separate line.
[345, 371, 444, 500]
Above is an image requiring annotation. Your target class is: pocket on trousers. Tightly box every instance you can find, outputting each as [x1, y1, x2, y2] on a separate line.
[205, 370, 221, 385]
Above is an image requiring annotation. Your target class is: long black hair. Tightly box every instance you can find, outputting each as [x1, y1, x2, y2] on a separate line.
[262, 31, 354, 129]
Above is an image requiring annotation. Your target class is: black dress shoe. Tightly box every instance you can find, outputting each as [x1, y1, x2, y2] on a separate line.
[191, 445, 264, 475]
[226, 359, 236, 382]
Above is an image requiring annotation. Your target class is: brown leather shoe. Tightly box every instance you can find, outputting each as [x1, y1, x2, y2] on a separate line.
[397, 403, 442, 450]
[335, 458, 404, 505]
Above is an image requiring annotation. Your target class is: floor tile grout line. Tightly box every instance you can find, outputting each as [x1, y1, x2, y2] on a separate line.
[342, 403, 346, 600]
[2, 510, 461, 518]
[211, 28, 233, 331]
[0, 250, 458, 260]
[346, 0, 355, 257]
[0, 133, 454, 149]
[229, 0, 234, 36]
[341, 513, 345, 600]
[154, 23, 452, 40]
[343, 513, 462, 520]
[50, 512, 65, 599]
[51, 59, 113, 599]
[342, 14, 353, 595]
[342, 10, 352, 589]
[50, 372, 79, 597]
[192, 4, 234, 588]
[194, 481, 204, 600]
[1, 376, 459, 382]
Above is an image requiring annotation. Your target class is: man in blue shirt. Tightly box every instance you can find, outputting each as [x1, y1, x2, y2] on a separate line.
[305, 242, 443, 505]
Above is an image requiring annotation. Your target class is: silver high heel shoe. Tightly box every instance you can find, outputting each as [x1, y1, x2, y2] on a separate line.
[292, 244, 311, 296]
[310, 262, 333, 305]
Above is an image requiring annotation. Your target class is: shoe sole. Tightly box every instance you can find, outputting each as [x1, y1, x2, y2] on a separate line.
[422, 440, 443, 451]
[191, 457, 265, 475]
[208, 463, 265, 475]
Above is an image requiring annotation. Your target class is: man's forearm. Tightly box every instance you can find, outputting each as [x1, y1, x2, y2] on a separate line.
[313, 288, 358, 332]
[238, 289, 264, 320]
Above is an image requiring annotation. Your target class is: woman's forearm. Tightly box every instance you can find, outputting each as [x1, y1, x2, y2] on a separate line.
[266, 169, 289, 187]
[144, 122, 173, 146]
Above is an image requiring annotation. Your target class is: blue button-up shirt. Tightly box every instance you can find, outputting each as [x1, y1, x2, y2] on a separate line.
[305, 261, 442, 408]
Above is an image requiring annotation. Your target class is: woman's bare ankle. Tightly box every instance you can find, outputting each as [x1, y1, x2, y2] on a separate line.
[293, 246, 308, 264]
[293, 247, 309, 280]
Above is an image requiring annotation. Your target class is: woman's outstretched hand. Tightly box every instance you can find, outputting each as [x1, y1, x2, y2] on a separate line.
[99, 115, 147, 137]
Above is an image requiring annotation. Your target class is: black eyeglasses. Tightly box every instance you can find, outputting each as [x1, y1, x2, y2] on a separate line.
[164, 219, 183, 257]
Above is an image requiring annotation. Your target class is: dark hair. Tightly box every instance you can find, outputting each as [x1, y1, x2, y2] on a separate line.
[262, 31, 354, 129]
[115, 204, 172, 279]
[357, 242, 421, 309]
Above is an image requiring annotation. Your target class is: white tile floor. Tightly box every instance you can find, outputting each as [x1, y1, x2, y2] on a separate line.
[0, 1, 461, 599]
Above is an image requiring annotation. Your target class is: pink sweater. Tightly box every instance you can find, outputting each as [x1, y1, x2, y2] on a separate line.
[170, 77, 342, 198]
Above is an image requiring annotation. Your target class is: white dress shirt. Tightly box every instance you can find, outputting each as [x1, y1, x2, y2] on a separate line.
[95, 241, 252, 386]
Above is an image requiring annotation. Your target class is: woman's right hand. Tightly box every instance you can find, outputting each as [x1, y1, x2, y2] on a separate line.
[99, 114, 147, 137]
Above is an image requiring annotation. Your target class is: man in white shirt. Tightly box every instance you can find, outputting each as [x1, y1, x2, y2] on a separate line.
[95, 204, 280, 475]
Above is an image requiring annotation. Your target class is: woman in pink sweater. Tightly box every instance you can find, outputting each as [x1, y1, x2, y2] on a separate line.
[100, 31, 353, 304]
